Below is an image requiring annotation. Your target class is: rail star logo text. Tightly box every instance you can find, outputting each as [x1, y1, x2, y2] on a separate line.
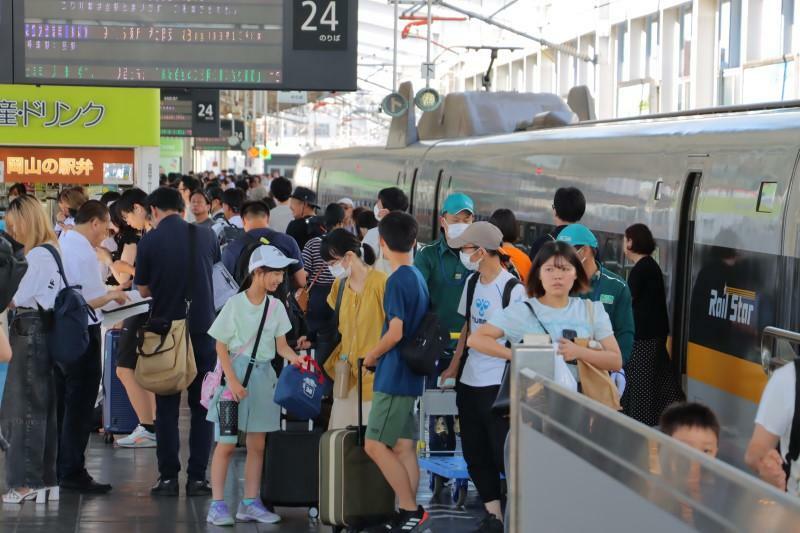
[708, 285, 755, 326]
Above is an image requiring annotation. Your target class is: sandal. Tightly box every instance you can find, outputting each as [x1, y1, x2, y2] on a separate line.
[2, 487, 47, 504]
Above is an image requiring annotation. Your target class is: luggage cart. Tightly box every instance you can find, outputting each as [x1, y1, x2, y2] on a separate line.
[417, 381, 470, 508]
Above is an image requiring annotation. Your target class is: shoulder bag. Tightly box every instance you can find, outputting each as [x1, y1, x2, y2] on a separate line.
[577, 300, 622, 411]
[135, 224, 198, 395]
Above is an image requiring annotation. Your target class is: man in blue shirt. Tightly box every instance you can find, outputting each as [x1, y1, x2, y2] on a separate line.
[363, 212, 430, 533]
[135, 187, 219, 497]
[221, 200, 306, 289]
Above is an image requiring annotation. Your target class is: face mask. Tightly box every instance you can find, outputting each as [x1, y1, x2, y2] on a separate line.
[446, 223, 469, 240]
[328, 261, 349, 279]
[459, 250, 482, 271]
[373, 203, 383, 221]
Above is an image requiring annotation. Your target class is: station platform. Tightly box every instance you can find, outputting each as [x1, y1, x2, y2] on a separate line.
[0, 408, 483, 533]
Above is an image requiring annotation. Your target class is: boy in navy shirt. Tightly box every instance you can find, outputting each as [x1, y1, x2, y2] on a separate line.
[363, 212, 430, 532]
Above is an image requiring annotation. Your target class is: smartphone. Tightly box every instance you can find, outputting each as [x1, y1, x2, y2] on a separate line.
[562, 329, 578, 342]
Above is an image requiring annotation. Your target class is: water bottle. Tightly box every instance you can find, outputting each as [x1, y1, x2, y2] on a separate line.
[217, 389, 239, 436]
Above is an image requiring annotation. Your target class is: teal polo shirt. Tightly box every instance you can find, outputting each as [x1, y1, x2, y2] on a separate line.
[577, 262, 635, 364]
[414, 235, 468, 341]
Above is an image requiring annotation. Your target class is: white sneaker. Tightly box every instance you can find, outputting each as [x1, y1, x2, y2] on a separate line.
[115, 425, 156, 448]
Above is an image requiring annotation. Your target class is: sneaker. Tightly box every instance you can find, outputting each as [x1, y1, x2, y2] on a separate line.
[475, 514, 504, 533]
[236, 499, 281, 524]
[386, 506, 429, 532]
[116, 425, 156, 448]
[207, 500, 235, 527]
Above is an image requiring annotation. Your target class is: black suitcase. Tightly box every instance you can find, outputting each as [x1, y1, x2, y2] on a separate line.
[319, 359, 395, 530]
[261, 415, 324, 517]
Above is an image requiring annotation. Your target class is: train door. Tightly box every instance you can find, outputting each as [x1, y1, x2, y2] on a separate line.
[431, 167, 455, 242]
[671, 160, 706, 380]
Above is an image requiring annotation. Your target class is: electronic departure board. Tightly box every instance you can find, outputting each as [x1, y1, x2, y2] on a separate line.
[0, 1, 12, 83]
[11, 0, 357, 90]
[161, 89, 220, 138]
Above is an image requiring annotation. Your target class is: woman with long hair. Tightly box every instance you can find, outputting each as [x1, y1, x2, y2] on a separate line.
[0, 195, 63, 503]
[319, 228, 386, 429]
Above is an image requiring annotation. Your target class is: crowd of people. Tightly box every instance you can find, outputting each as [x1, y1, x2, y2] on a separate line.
[0, 173, 797, 531]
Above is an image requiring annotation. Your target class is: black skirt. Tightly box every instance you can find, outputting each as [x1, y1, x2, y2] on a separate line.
[620, 338, 685, 426]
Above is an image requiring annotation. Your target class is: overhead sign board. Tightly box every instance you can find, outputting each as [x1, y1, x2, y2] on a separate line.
[195, 119, 245, 151]
[277, 91, 309, 105]
[0, 147, 135, 185]
[160, 89, 220, 138]
[0, 84, 160, 147]
[11, 0, 358, 91]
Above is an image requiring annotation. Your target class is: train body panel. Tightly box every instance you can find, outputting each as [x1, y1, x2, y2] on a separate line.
[295, 108, 800, 466]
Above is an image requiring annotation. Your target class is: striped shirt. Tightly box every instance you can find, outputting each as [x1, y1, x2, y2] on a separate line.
[302, 236, 335, 287]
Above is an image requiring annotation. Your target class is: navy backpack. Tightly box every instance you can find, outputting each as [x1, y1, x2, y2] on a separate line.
[41, 244, 97, 365]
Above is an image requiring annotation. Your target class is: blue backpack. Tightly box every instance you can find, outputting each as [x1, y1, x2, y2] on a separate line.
[41, 244, 97, 365]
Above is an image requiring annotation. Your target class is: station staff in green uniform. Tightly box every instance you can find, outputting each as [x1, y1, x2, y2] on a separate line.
[414, 192, 475, 454]
[557, 224, 635, 364]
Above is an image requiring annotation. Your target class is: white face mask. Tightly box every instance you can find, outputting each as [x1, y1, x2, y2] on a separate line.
[373, 203, 383, 221]
[459, 250, 481, 271]
[446, 223, 469, 240]
[328, 261, 350, 279]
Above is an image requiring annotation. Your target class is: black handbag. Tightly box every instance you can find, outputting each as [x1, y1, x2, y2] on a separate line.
[313, 278, 347, 377]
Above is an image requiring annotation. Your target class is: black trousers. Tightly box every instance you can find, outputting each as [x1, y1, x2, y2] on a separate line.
[154, 331, 215, 481]
[55, 324, 102, 481]
[456, 382, 508, 504]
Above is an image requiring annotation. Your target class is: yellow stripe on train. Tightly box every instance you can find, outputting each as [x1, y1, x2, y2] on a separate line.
[686, 342, 767, 404]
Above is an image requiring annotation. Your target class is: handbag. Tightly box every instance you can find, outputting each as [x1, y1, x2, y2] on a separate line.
[577, 300, 622, 411]
[216, 296, 276, 434]
[201, 297, 277, 409]
[296, 267, 323, 314]
[274, 358, 327, 419]
[135, 225, 198, 395]
[314, 277, 347, 375]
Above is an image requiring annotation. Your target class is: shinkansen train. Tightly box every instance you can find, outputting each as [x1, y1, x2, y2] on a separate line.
[294, 99, 800, 466]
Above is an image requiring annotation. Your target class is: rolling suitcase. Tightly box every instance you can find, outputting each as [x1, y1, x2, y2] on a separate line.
[319, 359, 395, 531]
[261, 415, 324, 517]
[102, 329, 138, 443]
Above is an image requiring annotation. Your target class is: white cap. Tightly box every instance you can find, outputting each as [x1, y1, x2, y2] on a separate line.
[248, 245, 298, 273]
[337, 197, 355, 208]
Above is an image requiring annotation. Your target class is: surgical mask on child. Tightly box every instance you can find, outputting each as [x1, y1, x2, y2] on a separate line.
[459, 250, 482, 271]
[328, 261, 350, 279]
[446, 223, 469, 240]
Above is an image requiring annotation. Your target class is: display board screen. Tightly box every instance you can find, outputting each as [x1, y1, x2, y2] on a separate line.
[11, 0, 357, 90]
[161, 89, 220, 138]
[0, 1, 12, 84]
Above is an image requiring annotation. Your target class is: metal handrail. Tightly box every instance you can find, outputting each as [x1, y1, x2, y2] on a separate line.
[760, 326, 800, 375]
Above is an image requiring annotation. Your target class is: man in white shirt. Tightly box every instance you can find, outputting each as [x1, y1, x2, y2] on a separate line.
[268, 176, 293, 234]
[363, 187, 410, 274]
[57, 200, 127, 494]
[746, 361, 799, 495]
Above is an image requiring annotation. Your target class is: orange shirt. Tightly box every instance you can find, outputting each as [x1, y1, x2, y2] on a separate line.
[502, 244, 532, 283]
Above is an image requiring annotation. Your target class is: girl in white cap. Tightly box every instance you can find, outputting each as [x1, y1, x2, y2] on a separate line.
[205, 245, 309, 526]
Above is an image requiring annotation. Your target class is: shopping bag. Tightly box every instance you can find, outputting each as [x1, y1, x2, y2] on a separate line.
[274, 358, 326, 419]
[553, 354, 578, 392]
[578, 359, 622, 411]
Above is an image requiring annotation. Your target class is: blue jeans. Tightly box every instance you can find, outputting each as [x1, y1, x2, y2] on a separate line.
[55, 324, 102, 481]
[155, 331, 215, 481]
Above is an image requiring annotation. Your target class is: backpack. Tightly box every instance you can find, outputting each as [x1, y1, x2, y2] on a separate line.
[398, 310, 450, 376]
[40, 244, 97, 365]
[458, 274, 521, 379]
[0, 232, 27, 311]
[785, 359, 800, 492]
[218, 220, 245, 249]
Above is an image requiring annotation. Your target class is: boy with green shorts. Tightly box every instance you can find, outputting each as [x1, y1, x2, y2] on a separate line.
[363, 212, 430, 533]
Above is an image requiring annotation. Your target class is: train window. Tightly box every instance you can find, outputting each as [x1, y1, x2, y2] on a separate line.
[757, 181, 778, 213]
[654, 180, 664, 200]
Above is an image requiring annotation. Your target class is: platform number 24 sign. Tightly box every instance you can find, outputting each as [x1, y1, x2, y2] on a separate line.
[294, 0, 348, 51]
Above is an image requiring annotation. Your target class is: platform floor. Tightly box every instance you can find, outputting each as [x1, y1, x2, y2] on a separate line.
[0, 408, 484, 532]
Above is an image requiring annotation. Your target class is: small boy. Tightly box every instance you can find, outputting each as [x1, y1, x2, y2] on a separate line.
[363, 212, 430, 532]
[660, 402, 720, 457]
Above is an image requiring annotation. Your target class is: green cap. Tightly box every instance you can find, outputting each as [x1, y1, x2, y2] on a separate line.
[556, 224, 598, 248]
[441, 193, 475, 215]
